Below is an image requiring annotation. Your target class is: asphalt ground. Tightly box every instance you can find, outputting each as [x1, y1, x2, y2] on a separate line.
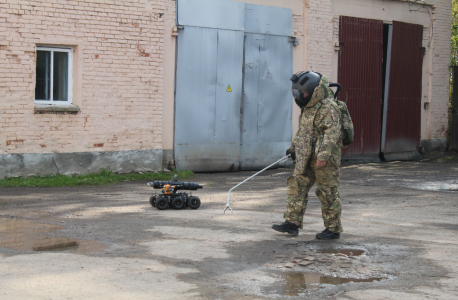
[0, 153, 457, 299]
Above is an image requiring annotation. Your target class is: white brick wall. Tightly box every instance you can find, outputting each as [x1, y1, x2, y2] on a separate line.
[306, 0, 334, 80]
[0, 0, 165, 154]
[0, 0, 452, 167]
[292, 13, 304, 37]
[428, 0, 451, 140]
[308, 0, 451, 141]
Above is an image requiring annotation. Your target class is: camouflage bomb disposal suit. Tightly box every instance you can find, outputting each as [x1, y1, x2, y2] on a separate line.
[285, 75, 343, 233]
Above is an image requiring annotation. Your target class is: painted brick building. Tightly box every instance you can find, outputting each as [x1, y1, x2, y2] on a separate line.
[0, 0, 452, 177]
[1, 0, 165, 178]
[306, 0, 452, 160]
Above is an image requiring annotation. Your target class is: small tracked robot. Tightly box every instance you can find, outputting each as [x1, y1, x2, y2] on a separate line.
[147, 179, 203, 210]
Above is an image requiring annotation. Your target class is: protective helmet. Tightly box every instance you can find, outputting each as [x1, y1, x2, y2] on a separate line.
[290, 71, 322, 108]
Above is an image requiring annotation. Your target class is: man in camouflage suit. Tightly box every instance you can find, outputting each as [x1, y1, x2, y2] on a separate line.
[272, 71, 343, 239]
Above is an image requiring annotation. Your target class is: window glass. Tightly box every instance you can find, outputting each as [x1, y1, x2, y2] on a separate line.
[53, 51, 68, 101]
[35, 50, 51, 100]
[35, 47, 72, 104]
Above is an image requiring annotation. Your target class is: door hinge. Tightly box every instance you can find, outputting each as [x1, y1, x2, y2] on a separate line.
[172, 25, 184, 36]
[172, 26, 178, 36]
[289, 36, 299, 46]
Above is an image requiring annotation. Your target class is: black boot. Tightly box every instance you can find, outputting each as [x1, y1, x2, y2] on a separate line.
[272, 221, 299, 236]
[316, 228, 340, 240]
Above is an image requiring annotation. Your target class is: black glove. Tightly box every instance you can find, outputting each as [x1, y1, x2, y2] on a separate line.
[286, 148, 296, 161]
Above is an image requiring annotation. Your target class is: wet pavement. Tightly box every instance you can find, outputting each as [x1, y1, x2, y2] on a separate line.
[263, 271, 382, 296]
[0, 218, 106, 253]
[0, 156, 458, 299]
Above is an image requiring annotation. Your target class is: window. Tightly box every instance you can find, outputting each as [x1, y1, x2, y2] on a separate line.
[35, 46, 73, 104]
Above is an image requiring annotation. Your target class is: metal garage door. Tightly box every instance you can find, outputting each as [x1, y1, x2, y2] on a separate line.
[240, 4, 293, 169]
[382, 21, 423, 159]
[175, 0, 292, 171]
[338, 16, 384, 159]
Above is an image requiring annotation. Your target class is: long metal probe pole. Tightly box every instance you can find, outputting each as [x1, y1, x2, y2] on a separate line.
[224, 155, 291, 214]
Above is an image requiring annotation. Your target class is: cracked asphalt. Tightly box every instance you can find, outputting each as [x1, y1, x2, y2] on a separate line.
[0, 155, 457, 299]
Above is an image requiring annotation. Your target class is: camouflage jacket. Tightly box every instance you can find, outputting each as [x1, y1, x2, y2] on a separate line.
[289, 75, 342, 171]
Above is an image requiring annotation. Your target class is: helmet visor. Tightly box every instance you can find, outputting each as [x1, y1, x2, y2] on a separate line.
[292, 89, 302, 101]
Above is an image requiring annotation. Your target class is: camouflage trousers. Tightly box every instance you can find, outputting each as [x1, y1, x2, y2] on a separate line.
[284, 155, 343, 233]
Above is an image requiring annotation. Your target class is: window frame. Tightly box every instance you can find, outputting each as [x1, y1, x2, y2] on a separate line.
[35, 46, 73, 105]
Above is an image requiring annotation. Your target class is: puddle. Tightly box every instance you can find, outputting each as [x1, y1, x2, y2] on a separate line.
[411, 181, 458, 192]
[318, 249, 365, 256]
[263, 271, 382, 296]
[0, 218, 106, 253]
[33, 241, 79, 252]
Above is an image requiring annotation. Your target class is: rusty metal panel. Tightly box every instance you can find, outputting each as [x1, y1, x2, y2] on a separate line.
[383, 21, 423, 154]
[450, 66, 458, 151]
[338, 16, 384, 156]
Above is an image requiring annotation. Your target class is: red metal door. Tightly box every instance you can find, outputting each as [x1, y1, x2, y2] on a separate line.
[338, 16, 384, 156]
[383, 21, 423, 153]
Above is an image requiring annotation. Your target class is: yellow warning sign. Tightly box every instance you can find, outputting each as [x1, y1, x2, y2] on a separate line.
[226, 85, 232, 92]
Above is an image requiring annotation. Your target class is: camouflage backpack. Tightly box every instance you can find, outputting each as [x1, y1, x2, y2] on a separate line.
[335, 100, 354, 146]
[328, 82, 354, 146]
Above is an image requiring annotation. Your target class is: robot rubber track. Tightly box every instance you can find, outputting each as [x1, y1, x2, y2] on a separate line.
[147, 180, 203, 210]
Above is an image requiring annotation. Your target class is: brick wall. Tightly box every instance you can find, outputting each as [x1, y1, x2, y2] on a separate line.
[1, 0, 452, 175]
[0, 0, 165, 156]
[306, 0, 334, 80]
[429, 0, 452, 140]
[292, 13, 304, 38]
[308, 0, 451, 141]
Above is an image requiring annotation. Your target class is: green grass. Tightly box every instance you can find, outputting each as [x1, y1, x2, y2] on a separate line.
[435, 155, 458, 162]
[0, 168, 194, 188]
